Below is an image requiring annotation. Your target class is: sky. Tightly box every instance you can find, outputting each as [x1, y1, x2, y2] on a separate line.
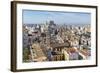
[23, 10, 91, 25]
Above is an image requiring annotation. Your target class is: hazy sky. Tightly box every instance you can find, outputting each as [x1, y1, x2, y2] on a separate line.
[23, 10, 91, 25]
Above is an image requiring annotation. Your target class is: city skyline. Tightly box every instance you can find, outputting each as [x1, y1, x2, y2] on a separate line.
[23, 16, 91, 62]
[23, 10, 91, 25]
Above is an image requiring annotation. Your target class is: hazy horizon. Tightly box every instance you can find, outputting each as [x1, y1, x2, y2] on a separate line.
[23, 10, 91, 25]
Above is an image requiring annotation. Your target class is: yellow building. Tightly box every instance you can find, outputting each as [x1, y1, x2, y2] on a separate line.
[62, 49, 69, 60]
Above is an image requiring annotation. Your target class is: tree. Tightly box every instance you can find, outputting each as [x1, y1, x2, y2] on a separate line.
[23, 48, 30, 62]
